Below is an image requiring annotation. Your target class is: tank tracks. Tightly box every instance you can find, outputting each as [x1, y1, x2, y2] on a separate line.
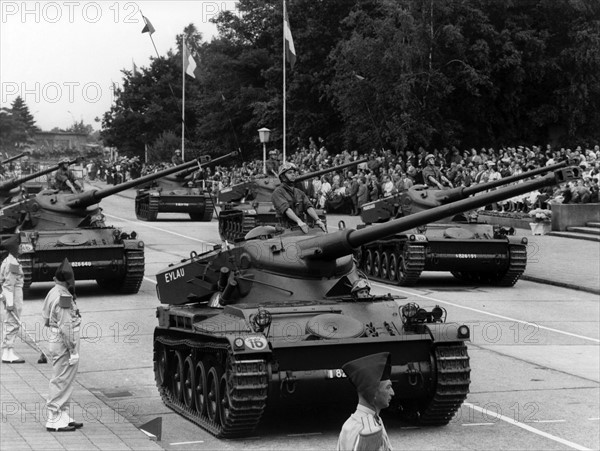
[19, 254, 33, 298]
[451, 243, 526, 287]
[135, 195, 159, 221]
[154, 335, 268, 438]
[218, 213, 257, 242]
[419, 343, 470, 425]
[360, 242, 425, 286]
[189, 196, 215, 222]
[118, 247, 145, 294]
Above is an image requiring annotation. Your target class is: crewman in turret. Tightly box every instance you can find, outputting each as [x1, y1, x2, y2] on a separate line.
[422, 154, 453, 189]
[171, 149, 183, 166]
[350, 279, 372, 300]
[54, 158, 82, 193]
[272, 162, 327, 234]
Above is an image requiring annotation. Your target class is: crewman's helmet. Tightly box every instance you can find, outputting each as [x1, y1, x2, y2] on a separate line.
[175, 149, 181, 154]
[351, 279, 371, 295]
[278, 162, 298, 179]
[425, 154, 435, 163]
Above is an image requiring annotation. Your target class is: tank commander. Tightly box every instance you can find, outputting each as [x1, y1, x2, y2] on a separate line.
[422, 154, 453, 189]
[42, 259, 83, 432]
[272, 162, 327, 234]
[171, 149, 183, 166]
[337, 352, 395, 451]
[350, 279, 372, 300]
[54, 158, 82, 193]
[265, 150, 279, 176]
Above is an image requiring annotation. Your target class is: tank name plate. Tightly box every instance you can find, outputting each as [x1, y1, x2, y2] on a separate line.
[164, 267, 185, 282]
[71, 261, 92, 267]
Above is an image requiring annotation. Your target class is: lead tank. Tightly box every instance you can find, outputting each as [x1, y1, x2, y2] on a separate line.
[135, 152, 236, 222]
[217, 159, 367, 241]
[3, 157, 215, 296]
[152, 166, 577, 438]
[357, 161, 571, 286]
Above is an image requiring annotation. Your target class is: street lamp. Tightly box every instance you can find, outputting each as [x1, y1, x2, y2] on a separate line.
[258, 127, 271, 175]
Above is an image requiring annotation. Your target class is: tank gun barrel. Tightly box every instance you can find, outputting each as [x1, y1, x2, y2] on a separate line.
[66, 152, 237, 208]
[1, 152, 28, 166]
[299, 167, 580, 260]
[438, 161, 569, 204]
[173, 152, 237, 179]
[295, 158, 368, 183]
[0, 158, 78, 192]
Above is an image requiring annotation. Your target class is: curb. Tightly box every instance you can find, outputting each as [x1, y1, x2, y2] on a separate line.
[520, 274, 600, 295]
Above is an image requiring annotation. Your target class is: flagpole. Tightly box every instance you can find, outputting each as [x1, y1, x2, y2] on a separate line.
[182, 37, 186, 162]
[282, 1, 286, 163]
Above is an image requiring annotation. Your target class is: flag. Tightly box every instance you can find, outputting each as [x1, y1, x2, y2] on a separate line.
[141, 15, 155, 35]
[284, 6, 296, 69]
[183, 43, 197, 79]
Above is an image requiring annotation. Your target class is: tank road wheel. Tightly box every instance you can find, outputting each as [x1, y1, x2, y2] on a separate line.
[419, 344, 470, 425]
[388, 253, 398, 282]
[171, 351, 186, 403]
[380, 252, 390, 280]
[206, 364, 224, 424]
[193, 359, 208, 416]
[218, 365, 233, 428]
[396, 243, 425, 286]
[364, 249, 374, 276]
[19, 254, 33, 298]
[182, 356, 196, 410]
[154, 342, 169, 387]
[373, 251, 382, 278]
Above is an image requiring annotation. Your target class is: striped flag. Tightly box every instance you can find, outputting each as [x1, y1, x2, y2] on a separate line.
[284, 6, 296, 69]
[141, 15, 155, 35]
[183, 43, 197, 78]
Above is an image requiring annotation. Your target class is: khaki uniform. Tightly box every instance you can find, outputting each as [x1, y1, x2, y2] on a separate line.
[0, 253, 24, 351]
[42, 284, 81, 429]
[337, 404, 392, 451]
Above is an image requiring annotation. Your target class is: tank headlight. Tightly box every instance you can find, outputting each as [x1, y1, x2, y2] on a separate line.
[458, 325, 470, 338]
[432, 305, 445, 321]
[401, 303, 419, 319]
[138, 241, 144, 248]
[521, 237, 528, 245]
[409, 234, 416, 241]
[233, 337, 245, 349]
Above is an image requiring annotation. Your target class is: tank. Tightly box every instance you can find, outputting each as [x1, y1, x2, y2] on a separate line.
[151, 166, 577, 438]
[0, 151, 28, 167]
[0, 158, 79, 206]
[2, 156, 216, 296]
[217, 159, 367, 241]
[135, 152, 236, 222]
[357, 161, 572, 286]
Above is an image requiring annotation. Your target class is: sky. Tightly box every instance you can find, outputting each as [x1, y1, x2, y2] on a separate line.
[0, 0, 239, 131]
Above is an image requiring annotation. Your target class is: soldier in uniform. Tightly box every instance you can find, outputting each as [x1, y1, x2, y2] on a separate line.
[272, 162, 327, 234]
[337, 352, 395, 451]
[54, 158, 82, 193]
[42, 258, 83, 432]
[350, 279, 372, 300]
[0, 236, 25, 363]
[171, 149, 183, 166]
[422, 154, 453, 189]
[265, 150, 279, 176]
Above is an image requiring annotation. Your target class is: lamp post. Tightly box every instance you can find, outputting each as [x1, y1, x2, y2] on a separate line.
[258, 127, 271, 175]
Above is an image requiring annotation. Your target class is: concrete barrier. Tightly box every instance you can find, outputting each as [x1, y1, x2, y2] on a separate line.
[551, 203, 600, 231]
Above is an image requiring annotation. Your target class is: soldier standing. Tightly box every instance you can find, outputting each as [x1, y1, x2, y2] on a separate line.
[42, 259, 83, 432]
[0, 236, 25, 364]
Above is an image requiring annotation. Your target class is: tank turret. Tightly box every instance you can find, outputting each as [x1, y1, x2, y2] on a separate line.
[151, 166, 578, 439]
[0, 158, 79, 205]
[217, 158, 368, 241]
[135, 152, 237, 221]
[0, 152, 28, 166]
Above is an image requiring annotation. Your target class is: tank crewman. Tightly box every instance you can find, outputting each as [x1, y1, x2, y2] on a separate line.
[0, 236, 25, 364]
[171, 149, 183, 166]
[265, 150, 279, 176]
[350, 279, 372, 300]
[422, 154, 453, 189]
[272, 162, 327, 234]
[42, 258, 83, 432]
[337, 352, 395, 451]
[54, 158, 83, 193]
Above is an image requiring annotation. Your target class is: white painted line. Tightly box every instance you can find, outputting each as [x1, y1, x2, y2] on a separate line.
[465, 402, 590, 451]
[588, 418, 600, 421]
[530, 419, 566, 423]
[373, 282, 600, 344]
[104, 213, 216, 245]
[144, 276, 157, 284]
[462, 422, 495, 426]
[170, 440, 205, 445]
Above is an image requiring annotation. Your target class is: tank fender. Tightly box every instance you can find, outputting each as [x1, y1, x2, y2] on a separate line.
[507, 235, 528, 246]
[426, 322, 470, 343]
[122, 239, 144, 250]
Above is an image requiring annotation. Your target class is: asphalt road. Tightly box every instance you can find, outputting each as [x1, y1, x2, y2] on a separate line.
[19, 190, 599, 451]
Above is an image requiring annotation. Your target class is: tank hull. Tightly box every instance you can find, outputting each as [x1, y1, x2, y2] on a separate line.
[153, 300, 470, 437]
[18, 228, 144, 296]
[135, 190, 214, 221]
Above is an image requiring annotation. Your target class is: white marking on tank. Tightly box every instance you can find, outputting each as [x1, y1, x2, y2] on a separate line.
[373, 282, 600, 344]
[170, 441, 205, 445]
[464, 403, 590, 451]
[165, 268, 185, 283]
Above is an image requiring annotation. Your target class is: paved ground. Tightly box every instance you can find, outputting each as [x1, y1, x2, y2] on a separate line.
[1, 183, 597, 450]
